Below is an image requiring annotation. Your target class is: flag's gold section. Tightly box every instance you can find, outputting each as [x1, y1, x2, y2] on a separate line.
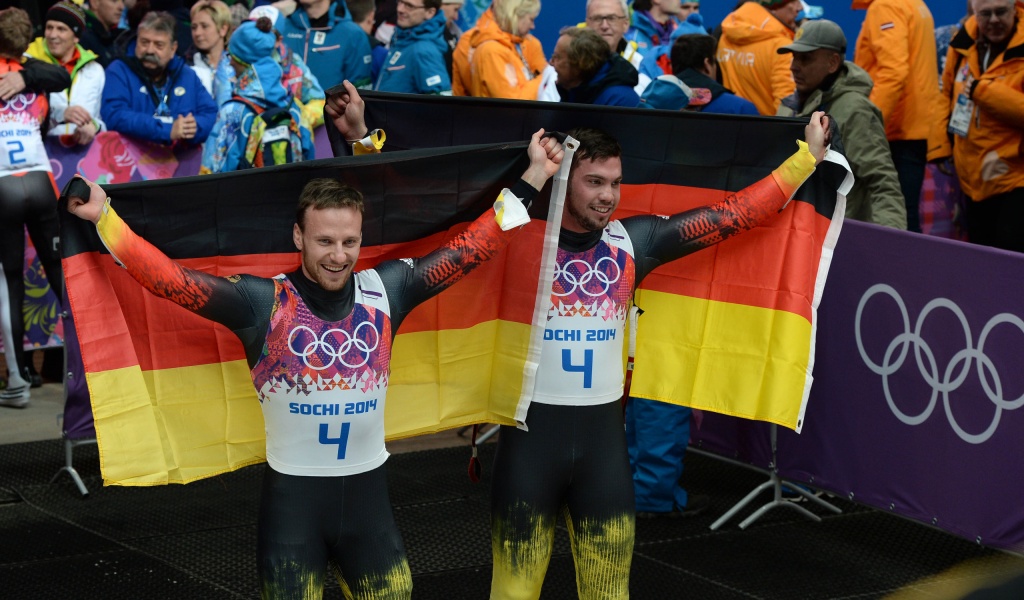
[630, 288, 813, 430]
[89, 320, 532, 485]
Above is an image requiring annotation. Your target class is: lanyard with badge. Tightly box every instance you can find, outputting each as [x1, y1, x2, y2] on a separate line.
[149, 82, 173, 124]
[949, 46, 993, 138]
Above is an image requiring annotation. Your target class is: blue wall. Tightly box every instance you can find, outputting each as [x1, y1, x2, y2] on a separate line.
[527, 1, 967, 59]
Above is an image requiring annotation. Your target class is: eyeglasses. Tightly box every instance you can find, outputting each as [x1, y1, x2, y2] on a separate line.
[977, 7, 1011, 20]
[586, 14, 627, 25]
[397, 0, 426, 10]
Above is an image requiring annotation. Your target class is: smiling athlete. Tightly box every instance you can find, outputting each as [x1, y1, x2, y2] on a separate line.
[62, 128, 563, 600]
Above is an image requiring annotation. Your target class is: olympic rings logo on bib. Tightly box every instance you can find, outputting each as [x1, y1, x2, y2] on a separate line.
[0, 92, 37, 112]
[288, 322, 380, 370]
[553, 257, 621, 298]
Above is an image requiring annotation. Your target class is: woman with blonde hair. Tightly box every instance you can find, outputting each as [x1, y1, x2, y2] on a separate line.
[467, 0, 546, 99]
[188, 0, 232, 101]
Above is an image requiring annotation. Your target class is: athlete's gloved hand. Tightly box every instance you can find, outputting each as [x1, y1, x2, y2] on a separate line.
[61, 176, 106, 224]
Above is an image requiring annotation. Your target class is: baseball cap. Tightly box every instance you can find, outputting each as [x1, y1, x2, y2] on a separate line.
[777, 19, 847, 54]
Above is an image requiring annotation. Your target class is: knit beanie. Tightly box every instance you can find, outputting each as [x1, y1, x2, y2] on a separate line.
[228, 16, 275, 65]
[46, 1, 87, 36]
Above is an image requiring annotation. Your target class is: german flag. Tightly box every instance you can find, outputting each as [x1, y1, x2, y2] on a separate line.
[60, 143, 568, 485]
[353, 92, 853, 432]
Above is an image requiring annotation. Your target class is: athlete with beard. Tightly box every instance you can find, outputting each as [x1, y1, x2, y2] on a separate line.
[487, 118, 830, 599]
[62, 128, 563, 599]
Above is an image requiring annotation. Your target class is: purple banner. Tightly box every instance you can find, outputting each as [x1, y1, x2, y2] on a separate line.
[695, 221, 1024, 552]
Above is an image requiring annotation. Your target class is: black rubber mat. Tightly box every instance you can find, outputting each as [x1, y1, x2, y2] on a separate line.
[2, 437, 1022, 599]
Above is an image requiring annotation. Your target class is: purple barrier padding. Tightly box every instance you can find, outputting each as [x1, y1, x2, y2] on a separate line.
[61, 303, 93, 440]
[691, 413, 772, 470]
[313, 125, 330, 161]
[766, 221, 1024, 551]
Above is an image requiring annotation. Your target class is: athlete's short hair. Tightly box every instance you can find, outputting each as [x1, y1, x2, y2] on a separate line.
[567, 127, 622, 169]
[0, 8, 34, 57]
[296, 178, 366, 229]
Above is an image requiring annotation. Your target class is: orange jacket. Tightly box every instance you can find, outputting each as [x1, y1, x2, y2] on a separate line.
[716, 2, 795, 116]
[452, 8, 494, 96]
[464, 15, 545, 99]
[935, 7, 1024, 201]
[852, 0, 943, 141]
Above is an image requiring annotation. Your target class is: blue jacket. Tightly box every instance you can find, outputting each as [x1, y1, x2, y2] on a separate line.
[625, 10, 676, 53]
[274, 1, 372, 91]
[640, 69, 759, 115]
[101, 55, 218, 145]
[558, 55, 640, 107]
[201, 57, 314, 174]
[376, 12, 451, 94]
[637, 14, 709, 83]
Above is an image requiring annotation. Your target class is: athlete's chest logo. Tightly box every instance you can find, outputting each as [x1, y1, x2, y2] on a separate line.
[288, 322, 380, 370]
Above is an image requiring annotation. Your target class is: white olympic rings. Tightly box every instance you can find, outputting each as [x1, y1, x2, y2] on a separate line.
[855, 283, 1024, 444]
[553, 257, 621, 298]
[0, 92, 37, 112]
[288, 322, 380, 370]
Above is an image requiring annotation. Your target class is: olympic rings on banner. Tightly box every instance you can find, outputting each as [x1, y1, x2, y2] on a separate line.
[288, 322, 380, 370]
[553, 257, 621, 297]
[855, 283, 1024, 444]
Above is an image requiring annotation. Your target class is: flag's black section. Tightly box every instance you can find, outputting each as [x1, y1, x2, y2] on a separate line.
[329, 91, 841, 218]
[61, 143, 539, 260]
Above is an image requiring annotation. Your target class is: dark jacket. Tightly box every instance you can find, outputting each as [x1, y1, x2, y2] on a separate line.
[676, 68, 758, 115]
[558, 54, 640, 107]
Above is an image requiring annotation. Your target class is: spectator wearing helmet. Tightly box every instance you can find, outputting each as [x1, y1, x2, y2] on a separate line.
[25, 1, 107, 146]
[101, 11, 218, 146]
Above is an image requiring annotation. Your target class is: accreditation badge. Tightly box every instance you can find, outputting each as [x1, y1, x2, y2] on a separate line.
[948, 93, 973, 138]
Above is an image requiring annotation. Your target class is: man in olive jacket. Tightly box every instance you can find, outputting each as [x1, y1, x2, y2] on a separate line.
[777, 20, 907, 229]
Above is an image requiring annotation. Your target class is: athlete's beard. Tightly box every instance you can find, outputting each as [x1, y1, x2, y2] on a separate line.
[565, 180, 612, 231]
[301, 252, 351, 292]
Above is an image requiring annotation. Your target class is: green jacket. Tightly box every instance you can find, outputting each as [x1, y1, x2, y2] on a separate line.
[778, 61, 907, 230]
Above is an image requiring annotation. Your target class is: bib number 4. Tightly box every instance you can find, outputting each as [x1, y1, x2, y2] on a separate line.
[319, 422, 351, 459]
[562, 348, 594, 388]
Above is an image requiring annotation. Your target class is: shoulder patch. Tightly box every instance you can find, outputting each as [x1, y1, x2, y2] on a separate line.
[426, 74, 442, 86]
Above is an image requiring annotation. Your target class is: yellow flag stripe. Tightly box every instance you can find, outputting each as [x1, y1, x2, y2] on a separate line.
[630, 289, 812, 430]
[88, 320, 532, 486]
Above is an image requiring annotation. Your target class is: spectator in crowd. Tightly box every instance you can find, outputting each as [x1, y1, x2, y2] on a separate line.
[0, 7, 71, 409]
[272, 0, 373, 90]
[440, 0, 463, 78]
[635, 12, 708, 86]
[585, 0, 649, 94]
[778, 20, 908, 229]
[550, 27, 639, 106]
[680, 0, 701, 19]
[25, 1, 107, 146]
[641, 35, 757, 114]
[201, 16, 312, 174]
[375, 0, 451, 94]
[101, 11, 217, 147]
[625, 0, 680, 52]
[853, 0, 943, 234]
[466, 0, 545, 99]
[717, 0, 800, 115]
[347, 0, 388, 83]
[80, 0, 126, 66]
[451, 0, 498, 95]
[935, 0, 1024, 252]
[188, 0, 233, 101]
[222, 6, 327, 130]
